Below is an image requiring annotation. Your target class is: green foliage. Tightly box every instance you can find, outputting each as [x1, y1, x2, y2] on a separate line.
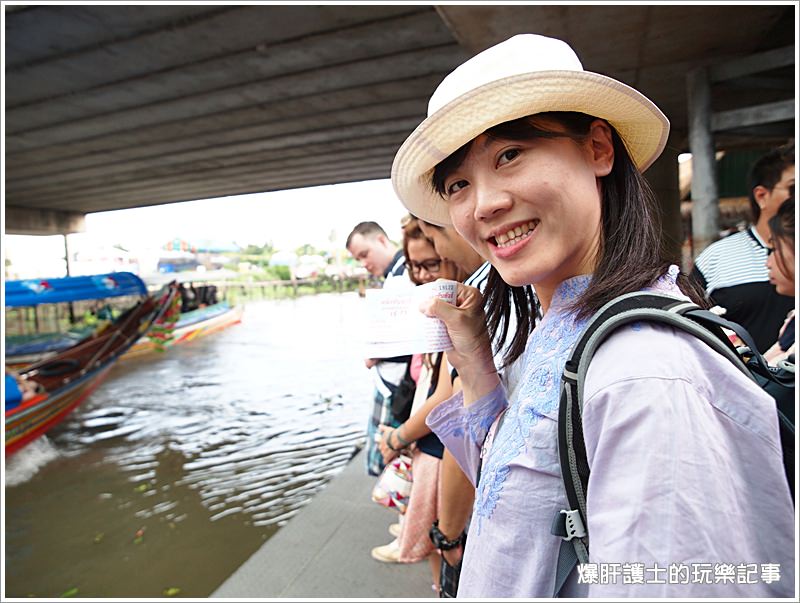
[239, 241, 277, 260]
[262, 265, 291, 280]
[295, 243, 321, 257]
[222, 275, 363, 304]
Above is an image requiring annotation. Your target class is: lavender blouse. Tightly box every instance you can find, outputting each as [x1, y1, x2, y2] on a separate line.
[427, 269, 794, 597]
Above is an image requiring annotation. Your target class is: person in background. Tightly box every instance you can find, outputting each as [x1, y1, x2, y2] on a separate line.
[392, 33, 793, 597]
[691, 144, 795, 352]
[5, 371, 40, 411]
[418, 219, 537, 597]
[346, 221, 413, 477]
[372, 217, 467, 595]
[346, 221, 408, 289]
[764, 197, 795, 365]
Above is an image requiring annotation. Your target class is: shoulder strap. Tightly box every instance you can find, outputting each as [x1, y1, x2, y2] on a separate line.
[551, 292, 755, 596]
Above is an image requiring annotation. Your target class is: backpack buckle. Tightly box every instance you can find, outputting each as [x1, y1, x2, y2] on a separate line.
[551, 509, 586, 541]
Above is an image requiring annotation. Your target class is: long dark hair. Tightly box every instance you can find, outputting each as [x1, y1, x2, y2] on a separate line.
[768, 196, 795, 281]
[432, 111, 703, 364]
[482, 267, 538, 369]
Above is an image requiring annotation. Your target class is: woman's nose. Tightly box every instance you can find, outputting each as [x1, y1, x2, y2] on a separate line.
[473, 184, 513, 221]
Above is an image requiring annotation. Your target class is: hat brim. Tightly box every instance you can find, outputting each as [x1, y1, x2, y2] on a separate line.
[392, 70, 669, 226]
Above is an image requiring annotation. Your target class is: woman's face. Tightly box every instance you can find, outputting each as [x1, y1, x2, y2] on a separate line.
[767, 235, 795, 296]
[442, 119, 613, 300]
[406, 237, 444, 285]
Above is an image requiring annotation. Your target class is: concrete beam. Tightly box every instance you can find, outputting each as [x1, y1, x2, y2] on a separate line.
[38, 151, 397, 211]
[7, 103, 425, 188]
[4, 4, 792, 225]
[709, 45, 794, 82]
[711, 99, 795, 132]
[6, 73, 443, 169]
[7, 36, 462, 144]
[6, 6, 424, 106]
[21, 144, 401, 209]
[4, 206, 85, 235]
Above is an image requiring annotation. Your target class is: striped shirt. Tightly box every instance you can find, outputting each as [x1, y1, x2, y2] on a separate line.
[464, 260, 492, 290]
[693, 226, 770, 294]
[692, 226, 794, 352]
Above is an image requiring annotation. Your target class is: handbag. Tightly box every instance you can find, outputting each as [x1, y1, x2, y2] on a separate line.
[390, 363, 416, 423]
[371, 453, 413, 514]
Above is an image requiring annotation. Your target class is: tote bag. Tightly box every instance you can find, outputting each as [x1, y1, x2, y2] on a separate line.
[371, 453, 413, 514]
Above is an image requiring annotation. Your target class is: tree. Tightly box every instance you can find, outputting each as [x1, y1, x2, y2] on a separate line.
[295, 243, 320, 257]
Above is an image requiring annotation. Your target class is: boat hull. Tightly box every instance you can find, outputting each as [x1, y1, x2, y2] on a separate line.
[5, 284, 179, 456]
[5, 365, 113, 455]
[6, 303, 243, 367]
[122, 304, 243, 360]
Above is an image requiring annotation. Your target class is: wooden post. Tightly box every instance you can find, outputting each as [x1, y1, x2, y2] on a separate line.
[687, 66, 719, 258]
[63, 234, 76, 324]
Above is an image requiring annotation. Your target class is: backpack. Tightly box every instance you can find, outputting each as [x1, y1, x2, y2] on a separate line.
[550, 292, 795, 596]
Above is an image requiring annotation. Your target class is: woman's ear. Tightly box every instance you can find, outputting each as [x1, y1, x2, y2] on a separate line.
[588, 119, 614, 177]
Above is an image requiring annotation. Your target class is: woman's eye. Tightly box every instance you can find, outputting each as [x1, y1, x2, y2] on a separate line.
[498, 148, 519, 166]
[446, 179, 468, 195]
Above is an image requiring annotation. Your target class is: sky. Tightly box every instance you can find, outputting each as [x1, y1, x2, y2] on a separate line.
[4, 178, 411, 279]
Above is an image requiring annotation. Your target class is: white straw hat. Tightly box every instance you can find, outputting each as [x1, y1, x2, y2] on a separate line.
[391, 34, 670, 226]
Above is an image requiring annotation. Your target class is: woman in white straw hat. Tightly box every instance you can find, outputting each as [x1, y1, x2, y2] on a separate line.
[392, 34, 794, 597]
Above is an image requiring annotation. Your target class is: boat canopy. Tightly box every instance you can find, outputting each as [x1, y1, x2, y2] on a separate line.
[5, 272, 148, 307]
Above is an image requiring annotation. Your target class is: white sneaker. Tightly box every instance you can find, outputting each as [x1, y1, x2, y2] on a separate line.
[371, 539, 401, 563]
[388, 522, 402, 538]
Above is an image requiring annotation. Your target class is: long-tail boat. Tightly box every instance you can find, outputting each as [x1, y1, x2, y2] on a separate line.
[5, 272, 151, 366]
[5, 283, 178, 455]
[5, 273, 243, 366]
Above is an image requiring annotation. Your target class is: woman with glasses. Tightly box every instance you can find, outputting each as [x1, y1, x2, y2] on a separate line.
[765, 197, 795, 365]
[372, 217, 467, 594]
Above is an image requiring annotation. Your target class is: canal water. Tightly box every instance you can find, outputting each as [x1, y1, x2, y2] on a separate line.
[4, 292, 374, 598]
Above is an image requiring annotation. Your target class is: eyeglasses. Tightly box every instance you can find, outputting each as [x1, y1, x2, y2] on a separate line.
[405, 259, 442, 274]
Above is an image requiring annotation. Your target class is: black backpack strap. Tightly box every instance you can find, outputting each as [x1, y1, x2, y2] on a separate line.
[551, 292, 755, 596]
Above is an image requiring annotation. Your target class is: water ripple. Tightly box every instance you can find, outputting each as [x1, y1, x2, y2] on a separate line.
[6, 293, 375, 598]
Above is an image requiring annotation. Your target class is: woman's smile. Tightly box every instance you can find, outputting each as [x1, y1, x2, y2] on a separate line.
[487, 219, 539, 259]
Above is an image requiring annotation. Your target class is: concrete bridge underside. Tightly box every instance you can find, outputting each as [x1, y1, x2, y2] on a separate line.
[4, 4, 794, 236]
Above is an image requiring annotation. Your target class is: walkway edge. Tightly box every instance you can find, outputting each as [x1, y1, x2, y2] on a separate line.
[212, 449, 435, 598]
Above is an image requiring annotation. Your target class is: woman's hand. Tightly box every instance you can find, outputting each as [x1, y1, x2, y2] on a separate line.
[378, 424, 399, 464]
[421, 281, 500, 404]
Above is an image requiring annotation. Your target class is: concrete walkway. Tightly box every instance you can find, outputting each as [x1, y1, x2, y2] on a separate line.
[212, 449, 437, 598]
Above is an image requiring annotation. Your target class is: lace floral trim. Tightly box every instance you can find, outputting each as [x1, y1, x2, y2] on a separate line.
[430, 389, 505, 447]
[472, 275, 591, 531]
[471, 270, 688, 532]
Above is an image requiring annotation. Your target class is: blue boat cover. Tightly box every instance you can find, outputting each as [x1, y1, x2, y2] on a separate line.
[5, 272, 148, 307]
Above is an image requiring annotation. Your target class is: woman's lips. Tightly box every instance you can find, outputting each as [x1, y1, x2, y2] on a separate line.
[488, 223, 537, 260]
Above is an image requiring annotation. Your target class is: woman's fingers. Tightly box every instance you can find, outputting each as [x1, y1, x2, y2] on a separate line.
[420, 283, 495, 379]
